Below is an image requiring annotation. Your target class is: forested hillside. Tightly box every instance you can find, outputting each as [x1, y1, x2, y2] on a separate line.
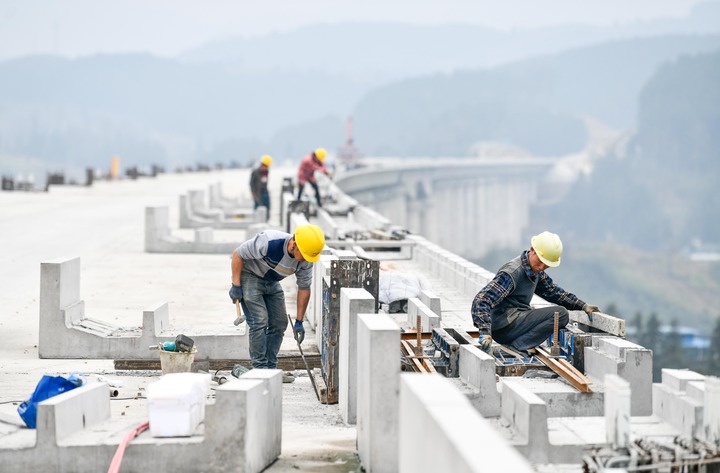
[353, 35, 720, 157]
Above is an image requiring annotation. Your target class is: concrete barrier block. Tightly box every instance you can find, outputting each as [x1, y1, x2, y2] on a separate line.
[501, 379, 549, 449]
[400, 374, 534, 473]
[418, 289, 441, 316]
[239, 369, 283, 462]
[458, 345, 500, 417]
[36, 383, 111, 447]
[705, 376, 720, 442]
[662, 369, 706, 392]
[194, 227, 213, 243]
[339, 288, 375, 425]
[605, 374, 630, 449]
[585, 337, 652, 415]
[357, 313, 400, 473]
[407, 297, 440, 331]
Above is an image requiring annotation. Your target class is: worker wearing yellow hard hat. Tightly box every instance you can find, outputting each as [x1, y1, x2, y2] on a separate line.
[297, 147, 331, 207]
[470, 231, 601, 356]
[229, 224, 326, 376]
[250, 154, 272, 221]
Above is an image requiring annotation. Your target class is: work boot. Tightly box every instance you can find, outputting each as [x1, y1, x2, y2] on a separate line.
[231, 364, 250, 378]
[282, 371, 296, 383]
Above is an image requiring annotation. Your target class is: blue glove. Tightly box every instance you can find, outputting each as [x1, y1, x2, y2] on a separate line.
[478, 335, 493, 353]
[229, 284, 243, 303]
[293, 319, 305, 344]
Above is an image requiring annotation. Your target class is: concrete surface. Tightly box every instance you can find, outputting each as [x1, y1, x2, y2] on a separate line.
[0, 166, 361, 472]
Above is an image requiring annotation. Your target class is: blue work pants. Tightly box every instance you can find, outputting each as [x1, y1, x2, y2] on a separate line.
[239, 272, 288, 369]
[492, 306, 569, 352]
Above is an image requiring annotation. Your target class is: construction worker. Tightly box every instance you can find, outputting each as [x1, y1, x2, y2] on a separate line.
[229, 224, 326, 373]
[250, 154, 272, 221]
[471, 231, 600, 355]
[297, 147, 331, 207]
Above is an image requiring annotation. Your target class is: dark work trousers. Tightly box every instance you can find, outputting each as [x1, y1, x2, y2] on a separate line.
[297, 180, 322, 207]
[492, 306, 569, 352]
[254, 191, 270, 221]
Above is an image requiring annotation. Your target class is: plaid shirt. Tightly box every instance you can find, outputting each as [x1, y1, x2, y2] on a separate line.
[471, 251, 586, 335]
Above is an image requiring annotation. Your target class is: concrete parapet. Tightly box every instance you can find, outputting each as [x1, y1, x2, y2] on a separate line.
[0, 375, 278, 472]
[705, 376, 720, 443]
[39, 257, 249, 360]
[145, 206, 239, 254]
[501, 378, 550, 462]
[37, 382, 111, 448]
[238, 369, 283, 465]
[400, 373, 534, 473]
[418, 289, 441, 316]
[208, 182, 246, 214]
[458, 345, 501, 417]
[316, 208, 339, 240]
[585, 336, 652, 415]
[653, 369, 705, 439]
[180, 191, 262, 229]
[357, 313, 400, 473]
[406, 297, 440, 331]
[605, 374, 631, 449]
[339, 288, 375, 425]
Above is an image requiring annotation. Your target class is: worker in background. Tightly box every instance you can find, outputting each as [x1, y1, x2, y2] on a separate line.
[229, 224, 326, 377]
[250, 154, 272, 221]
[297, 147, 331, 207]
[471, 231, 601, 356]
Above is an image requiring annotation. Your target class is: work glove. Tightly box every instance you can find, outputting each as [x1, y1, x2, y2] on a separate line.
[478, 334, 493, 353]
[293, 319, 305, 344]
[229, 284, 243, 303]
[582, 304, 601, 322]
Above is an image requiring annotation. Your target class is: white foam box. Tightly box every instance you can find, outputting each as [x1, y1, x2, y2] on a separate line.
[147, 372, 211, 437]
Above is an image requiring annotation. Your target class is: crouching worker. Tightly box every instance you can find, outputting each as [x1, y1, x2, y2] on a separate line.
[471, 231, 600, 356]
[229, 224, 326, 370]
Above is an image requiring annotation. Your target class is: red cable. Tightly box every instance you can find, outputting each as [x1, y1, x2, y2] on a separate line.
[107, 420, 149, 473]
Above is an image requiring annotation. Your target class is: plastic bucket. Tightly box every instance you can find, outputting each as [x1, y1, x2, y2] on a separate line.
[159, 347, 198, 375]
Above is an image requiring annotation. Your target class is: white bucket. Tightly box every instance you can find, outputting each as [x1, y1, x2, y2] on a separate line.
[159, 347, 198, 375]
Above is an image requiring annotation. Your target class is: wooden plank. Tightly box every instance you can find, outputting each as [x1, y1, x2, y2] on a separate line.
[400, 331, 432, 341]
[532, 347, 593, 393]
[401, 340, 428, 373]
[114, 354, 322, 371]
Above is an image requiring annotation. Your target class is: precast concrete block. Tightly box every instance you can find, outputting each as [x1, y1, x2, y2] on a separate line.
[458, 345, 500, 417]
[206, 378, 271, 473]
[357, 313, 400, 473]
[501, 378, 550, 462]
[239, 369, 283, 463]
[653, 382, 703, 438]
[339, 288, 375, 425]
[418, 289, 441, 317]
[686, 380, 705, 404]
[316, 208, 339, 240]
[705, 376, 720, 442]
[661, 368, 706, 392]
[604, 374, 630, 449]
[584, 336, 652, 415]
[194, 227, 213, 243]
[399, 373, 534, 473]
[407, 297, 440, 332]
[36, 382, 111, 448]
[189, 189, 223, 220]
[39, 257, 250, 359]
[39, 256, 81, 358]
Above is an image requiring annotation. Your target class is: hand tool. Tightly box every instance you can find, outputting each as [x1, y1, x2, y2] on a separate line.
[287, 312, 320, 401]
[234, 300, 245, 326]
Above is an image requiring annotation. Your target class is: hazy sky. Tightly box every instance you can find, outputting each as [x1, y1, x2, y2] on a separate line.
[0, 0, 705, 60]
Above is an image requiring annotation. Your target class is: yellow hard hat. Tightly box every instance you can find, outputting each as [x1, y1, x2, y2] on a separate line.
[260, 155, 272, 167]
[294, 224, 325, 262]
[314, 148, 327, 162]
[531, 231, 563, 268]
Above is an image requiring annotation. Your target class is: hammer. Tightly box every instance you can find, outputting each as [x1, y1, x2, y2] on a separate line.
[234, 300, 245, 326]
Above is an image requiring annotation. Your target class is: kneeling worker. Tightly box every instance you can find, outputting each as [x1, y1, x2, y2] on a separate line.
[471, 231, 600, 355]
[229, 224, 326, 369]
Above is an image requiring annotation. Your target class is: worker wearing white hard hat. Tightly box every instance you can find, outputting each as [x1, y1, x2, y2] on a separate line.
[470, 231, 601, 355]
